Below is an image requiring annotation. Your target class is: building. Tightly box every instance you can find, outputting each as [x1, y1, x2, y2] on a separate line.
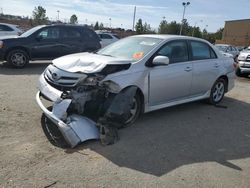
[216, 19, 250, 46]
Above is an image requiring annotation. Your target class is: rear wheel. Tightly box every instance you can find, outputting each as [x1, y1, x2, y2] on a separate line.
[208, 78, 226, 105]
[7, 49, 29, 68]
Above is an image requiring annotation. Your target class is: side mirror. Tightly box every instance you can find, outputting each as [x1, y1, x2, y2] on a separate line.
[152, 56, 170, 66]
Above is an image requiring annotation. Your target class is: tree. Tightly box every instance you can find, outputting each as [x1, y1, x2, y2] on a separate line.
[94, 21, 99, 30]
[181, 19, 190, 36]
[135, 19, 143, 34]
[99, 23, 104, 30]
[70, 14, 78, 24]
[205, 28, 224, 44]
[214, 28, 224, 40]
[192, 26, 202, 38]
[143, 22, 155, 34]
[158, 19, 168, 34]
[32, 6, 48, 25]
[167, 21, 180, 34]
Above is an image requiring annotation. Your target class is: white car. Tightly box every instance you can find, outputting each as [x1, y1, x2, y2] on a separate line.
[236, 47, 250, 77]
[0, 23, 23, 37]
[215, 44, 239, 61]
[96, 32, 119, 48]
[36, 35, 235, 147]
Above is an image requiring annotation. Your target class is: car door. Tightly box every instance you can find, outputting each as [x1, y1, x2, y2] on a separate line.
[189, 40, 220, 96]
[30, 26, 63, 59]
[149, 40, 193, 105]
[60, 27, 86, 55]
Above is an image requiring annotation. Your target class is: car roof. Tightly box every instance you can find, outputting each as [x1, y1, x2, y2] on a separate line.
[0, 22, 18, 27]
[43, 24, 88, 29]
[131, 34, 211, 43]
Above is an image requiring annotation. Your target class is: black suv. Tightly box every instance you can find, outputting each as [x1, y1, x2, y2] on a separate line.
[0, 24, 101, 68]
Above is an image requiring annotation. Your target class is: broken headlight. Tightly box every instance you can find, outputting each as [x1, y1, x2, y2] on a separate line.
[77, 75, 103, 86]
[101, 80, 121, 93]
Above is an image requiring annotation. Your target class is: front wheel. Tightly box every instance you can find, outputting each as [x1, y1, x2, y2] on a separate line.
[123, 94, 142, 127]
[7, 49, 29, 68]
[208, 78, 226, 105]
[41, 110, 69, 148]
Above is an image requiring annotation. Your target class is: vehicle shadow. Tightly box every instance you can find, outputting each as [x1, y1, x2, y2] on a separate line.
[0, 61, 50, 75]
[65, 96, 250, 176]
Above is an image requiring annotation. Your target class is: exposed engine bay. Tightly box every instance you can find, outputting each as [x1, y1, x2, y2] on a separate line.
[36, 63, 139, 148]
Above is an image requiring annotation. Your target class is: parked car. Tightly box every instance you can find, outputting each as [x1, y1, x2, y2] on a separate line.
[215, 44, 239, 61]
[0, 23, 23, 37]
[96, 31, 119, 48]
[0, 24, 101, 68]
[236, 47, 250, 77]
[36, 35, 235, 147]
[236, 46, 245, 52]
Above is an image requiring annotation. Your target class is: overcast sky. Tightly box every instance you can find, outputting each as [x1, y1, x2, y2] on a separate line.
[1, 0, 250, 32]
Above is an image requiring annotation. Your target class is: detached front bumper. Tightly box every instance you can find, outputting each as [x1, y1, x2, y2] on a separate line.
[36, 75, 99, 148]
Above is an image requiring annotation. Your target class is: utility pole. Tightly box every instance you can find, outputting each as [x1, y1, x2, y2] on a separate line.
[179, 2, 190, 35]
[57, 10, 60, 21]
[109, 18, 111, 29]
[132, 6, 136, 31]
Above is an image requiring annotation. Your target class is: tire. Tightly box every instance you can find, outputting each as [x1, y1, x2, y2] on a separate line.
[7, 49, 29, 68]
[41, 109, 69, 148]
[208, 78, 226, 105]
[123, 93, 142, 127]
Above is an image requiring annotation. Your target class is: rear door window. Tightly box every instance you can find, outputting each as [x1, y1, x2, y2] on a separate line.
[61, 28, 81, 39]
[190, 41, 216, 60]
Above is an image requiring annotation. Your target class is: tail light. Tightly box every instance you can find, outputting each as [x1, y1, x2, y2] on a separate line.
[233, 62, 237, 69]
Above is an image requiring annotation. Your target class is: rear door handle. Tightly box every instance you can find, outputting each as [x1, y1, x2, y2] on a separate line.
[184, 67, 192, 72]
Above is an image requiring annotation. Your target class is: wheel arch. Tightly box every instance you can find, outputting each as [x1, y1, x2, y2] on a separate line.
[120, 85, 145, 114]
[5, 46, 30, 60]
[217, 75, 229, 92]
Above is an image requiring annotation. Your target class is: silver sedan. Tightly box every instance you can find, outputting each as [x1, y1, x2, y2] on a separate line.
[36, 35, 235, 147]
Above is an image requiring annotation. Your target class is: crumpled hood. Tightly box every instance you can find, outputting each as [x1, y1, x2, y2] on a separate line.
[52, 52, 132, 73]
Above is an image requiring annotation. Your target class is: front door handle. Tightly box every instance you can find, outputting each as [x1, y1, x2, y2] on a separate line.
[184, 67, 192, 72]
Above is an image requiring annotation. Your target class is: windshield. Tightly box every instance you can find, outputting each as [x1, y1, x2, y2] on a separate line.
[97, 37, 163, 61]
[20, 25, 45, 37]
[215, 45, 227, 52]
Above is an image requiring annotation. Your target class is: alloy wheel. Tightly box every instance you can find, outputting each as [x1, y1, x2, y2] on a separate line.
[212, 81, 225, 102]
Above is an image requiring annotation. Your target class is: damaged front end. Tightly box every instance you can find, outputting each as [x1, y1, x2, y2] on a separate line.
[36, 64, 138, 148]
